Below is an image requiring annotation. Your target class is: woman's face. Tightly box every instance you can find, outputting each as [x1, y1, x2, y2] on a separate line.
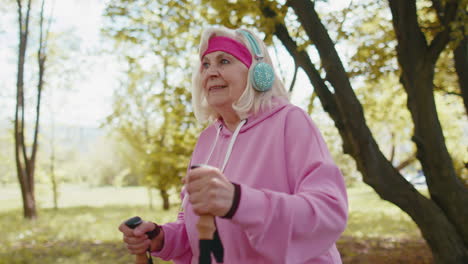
[201, 51, 249, 111]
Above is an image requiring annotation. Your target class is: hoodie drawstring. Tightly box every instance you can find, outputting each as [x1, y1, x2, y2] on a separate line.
[218, 119, 247, 172]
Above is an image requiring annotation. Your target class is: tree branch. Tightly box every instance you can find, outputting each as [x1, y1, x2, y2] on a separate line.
[434, 85, 463, 97]
[31, 0, 48, 182]
[427, 1, 459, 63]
[389, 132, 396, 163]
[454, 34, 468, 115]
[395, 154, 417, 171]
[288, 63, 298, 93]
[287, 0, 351, 96]
[388, 0, 428, 66]
[272, 22, 339, 121]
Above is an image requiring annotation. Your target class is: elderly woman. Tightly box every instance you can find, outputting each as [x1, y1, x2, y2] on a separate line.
[119, 26, 348, 264]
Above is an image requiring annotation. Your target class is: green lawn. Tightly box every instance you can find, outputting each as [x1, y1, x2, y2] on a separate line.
[344, 183, 422, 239]
[0, 183, 430, 263]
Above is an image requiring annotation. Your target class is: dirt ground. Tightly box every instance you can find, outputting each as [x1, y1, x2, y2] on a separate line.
[337, 236, 433, 264]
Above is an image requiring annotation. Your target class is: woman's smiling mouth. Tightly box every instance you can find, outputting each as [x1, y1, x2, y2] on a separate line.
[209, 85, 227, 91]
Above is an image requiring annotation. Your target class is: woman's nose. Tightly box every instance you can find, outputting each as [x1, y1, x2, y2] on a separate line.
[206, 65, 220, 77]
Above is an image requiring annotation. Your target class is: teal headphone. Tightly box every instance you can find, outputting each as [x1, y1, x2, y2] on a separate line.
[237, 30, 275, 92]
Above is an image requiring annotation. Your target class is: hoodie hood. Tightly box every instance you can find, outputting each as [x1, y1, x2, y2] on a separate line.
[214, 97, 290, 136]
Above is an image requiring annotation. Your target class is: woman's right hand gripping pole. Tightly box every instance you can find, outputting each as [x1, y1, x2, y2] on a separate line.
[119, 216, 165, 263]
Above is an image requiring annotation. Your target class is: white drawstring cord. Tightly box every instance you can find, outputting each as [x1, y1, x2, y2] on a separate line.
[205, 124, 222, 165]
[221, 119, 247, 172]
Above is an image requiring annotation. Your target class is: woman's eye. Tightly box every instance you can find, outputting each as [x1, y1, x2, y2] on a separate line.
[221, 58, 230, 64]
[202, 62, 210, 69]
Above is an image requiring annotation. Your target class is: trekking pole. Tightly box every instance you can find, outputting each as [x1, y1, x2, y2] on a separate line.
[197, 214, 216, 264]
[191, 165, 224, 264]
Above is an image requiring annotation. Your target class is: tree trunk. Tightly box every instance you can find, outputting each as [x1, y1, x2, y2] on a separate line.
[388, 0, 468, 248]
[147, 187, 154, 209]
[21, 175, 37, 219]
[160, 189, 170, 210]
[51, 169, 58, 210]
[15, 0, 37, 220]
[15, 0, 50, 219]
[261, 0, 468, 262]
[50, 125, 58, 210]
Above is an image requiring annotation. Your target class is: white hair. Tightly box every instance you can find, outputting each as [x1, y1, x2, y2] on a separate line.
[191, 26, 289, 123]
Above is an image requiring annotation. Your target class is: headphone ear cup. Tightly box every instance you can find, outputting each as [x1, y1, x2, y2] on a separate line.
[252, 62, 275, 92]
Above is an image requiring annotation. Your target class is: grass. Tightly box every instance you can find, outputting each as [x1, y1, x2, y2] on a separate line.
[0, 182, 431, 263]
[0, 205, 177, 264]
[344, 183, 422, 239]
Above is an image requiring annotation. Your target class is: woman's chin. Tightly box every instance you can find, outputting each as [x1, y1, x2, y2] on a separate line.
[207, 95, 230, 107]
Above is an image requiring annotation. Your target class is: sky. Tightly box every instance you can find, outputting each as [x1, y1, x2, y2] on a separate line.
[47, 0, 119, 127]
[0, 0, 118, 128]
[0, 0, 351, 128]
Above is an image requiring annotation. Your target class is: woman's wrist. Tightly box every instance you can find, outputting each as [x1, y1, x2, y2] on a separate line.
[150, 223, 165, 252]
[222, 183, 241, 219]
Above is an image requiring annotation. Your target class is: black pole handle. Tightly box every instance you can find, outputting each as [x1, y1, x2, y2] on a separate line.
[125, 216, 153, 264]
[125, 216, 143, 229]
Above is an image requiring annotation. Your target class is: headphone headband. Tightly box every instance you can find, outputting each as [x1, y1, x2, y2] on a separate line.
[236, 29, 275, 92]
[238, 30, 263, 60]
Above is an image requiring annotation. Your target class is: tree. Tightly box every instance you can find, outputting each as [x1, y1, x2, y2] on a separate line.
[103, 0, 202, 209]
[105, 57, 199, 210]
[200, 0, 467, 262]
[342, 1, 466, 181]
[40, 28, 87, 209]
[14, 0, 53, 220]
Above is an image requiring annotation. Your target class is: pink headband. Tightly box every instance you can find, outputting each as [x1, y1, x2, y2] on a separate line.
[201, 36, 252, 68]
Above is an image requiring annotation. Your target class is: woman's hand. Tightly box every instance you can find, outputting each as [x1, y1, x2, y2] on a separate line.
[118, 220, 164, 254]
[184, 165, 235, 216]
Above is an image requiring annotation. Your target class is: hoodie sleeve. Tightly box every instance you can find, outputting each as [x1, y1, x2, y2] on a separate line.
[230, 107, 348, 261]
[151, 193, 192, 263]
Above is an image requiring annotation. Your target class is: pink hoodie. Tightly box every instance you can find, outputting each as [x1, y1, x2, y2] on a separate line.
[153, 99, 348, 263]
